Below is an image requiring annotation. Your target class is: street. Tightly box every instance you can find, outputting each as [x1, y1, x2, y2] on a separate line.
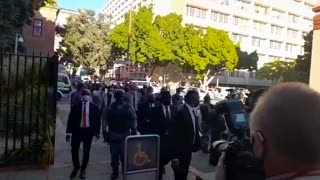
[0, 99, 216, 180]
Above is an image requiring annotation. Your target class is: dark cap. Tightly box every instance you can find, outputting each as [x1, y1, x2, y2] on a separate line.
[77, 82, 86, 89]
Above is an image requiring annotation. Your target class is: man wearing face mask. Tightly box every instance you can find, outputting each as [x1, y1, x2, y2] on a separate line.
[170, 90, 201, 180]
[216, 82, 320, 180]
[66, 89, 101, 179]
[137, 92, 156, 135]
[150, 90, 177, 179]
[103, 89, 137, 180]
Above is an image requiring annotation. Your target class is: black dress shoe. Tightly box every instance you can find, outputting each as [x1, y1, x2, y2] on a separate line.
[70, 168, 79, 179]
[111, 171, 118, 180]
[80, 171, 86, 179]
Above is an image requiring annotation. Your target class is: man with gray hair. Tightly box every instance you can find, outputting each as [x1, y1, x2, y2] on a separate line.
[216, 82, 320, 180]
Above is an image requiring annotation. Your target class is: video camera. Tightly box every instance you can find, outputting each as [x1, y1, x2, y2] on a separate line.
[209, 99, 265, 180]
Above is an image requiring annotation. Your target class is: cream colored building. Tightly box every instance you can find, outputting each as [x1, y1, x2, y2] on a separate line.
[103, 0, 317, 86]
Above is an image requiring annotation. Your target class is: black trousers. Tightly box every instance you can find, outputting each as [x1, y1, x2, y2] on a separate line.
[173, 152, 192, 180]
[71, 128, 94, 171]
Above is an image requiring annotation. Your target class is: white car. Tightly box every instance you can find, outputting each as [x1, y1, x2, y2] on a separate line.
[131, 80, 162, 93]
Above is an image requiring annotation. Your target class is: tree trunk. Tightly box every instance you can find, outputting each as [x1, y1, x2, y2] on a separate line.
[200, 69, 211, 90]
[146, 65, 156, 82]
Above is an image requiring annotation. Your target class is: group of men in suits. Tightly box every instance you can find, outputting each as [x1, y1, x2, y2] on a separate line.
[67, 81, 205, 180]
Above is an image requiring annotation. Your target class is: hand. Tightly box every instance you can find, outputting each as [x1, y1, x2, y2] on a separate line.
[66, 134, 71, 143]
[215, 152, 226, 180]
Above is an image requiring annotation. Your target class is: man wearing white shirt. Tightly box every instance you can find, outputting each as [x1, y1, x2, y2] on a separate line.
[150, 91, 177, 179]
[171, 90, 201, 180]
[66, 89, 101, 179]
[126, 84, 142, 112]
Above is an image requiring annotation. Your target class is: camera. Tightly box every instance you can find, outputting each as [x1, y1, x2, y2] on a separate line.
[209, 99, 265, 180]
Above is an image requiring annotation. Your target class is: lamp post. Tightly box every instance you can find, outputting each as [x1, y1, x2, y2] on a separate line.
[127, 0, 133, 62]
[14, 33, 24, 54]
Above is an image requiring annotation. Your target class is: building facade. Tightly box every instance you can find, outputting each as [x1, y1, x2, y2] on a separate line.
[21, 7, 78, 56]
[103, 0, 317, 69]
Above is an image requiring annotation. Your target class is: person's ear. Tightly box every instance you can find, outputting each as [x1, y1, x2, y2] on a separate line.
[253, 132, 265, 159]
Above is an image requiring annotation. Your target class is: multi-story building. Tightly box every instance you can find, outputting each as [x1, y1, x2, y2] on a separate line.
[103, 0, 317, 68]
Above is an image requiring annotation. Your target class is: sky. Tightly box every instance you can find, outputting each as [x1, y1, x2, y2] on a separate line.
[58, 0, 108, 13]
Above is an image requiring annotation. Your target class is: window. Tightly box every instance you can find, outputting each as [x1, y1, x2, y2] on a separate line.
[220, 0, 229, 5]
[233, 16, 247, 27]
[287, 28, 298, 38]
[255, 5, 267, 15]
[271, 25, 283, 35]
[271, 9, 283, 19]
[285, 43, 296, 52]
[300, 46, 304, 54]
[196, 8, 206, 19]
[270, 40, 281, 50]
[253, 21, 266, 31]
[211, 11, 218, 21]
[252, 37, 264, 47]
[186, 6, 195, 16]
[211, 11, 228, 23]
[231, 33, 246, 44]
[33, 19, 43, 37]
[288, 14, 298, 23]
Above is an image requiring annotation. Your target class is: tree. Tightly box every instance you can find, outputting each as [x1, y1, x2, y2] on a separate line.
[257, 60, 297, 83]
[236, 47, 258, 71]
[295, 31, 312, 83]
[0, 0, 56, 49]
[58, 10, 111, 74]
[109, 7, 175, 78]
[181, 26, 238, 87]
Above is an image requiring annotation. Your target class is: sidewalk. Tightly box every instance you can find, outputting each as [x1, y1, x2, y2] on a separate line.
[0, 103, 216, 180]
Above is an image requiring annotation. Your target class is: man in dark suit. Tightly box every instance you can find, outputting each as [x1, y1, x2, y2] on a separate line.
[137, 93, 156, 134]
[171, 90, 201, 180]
[66, 89, 101, 179]
[150, 90, 177, 179]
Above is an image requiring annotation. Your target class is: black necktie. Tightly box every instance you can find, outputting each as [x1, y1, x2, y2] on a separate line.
[166, 106, 170, 120]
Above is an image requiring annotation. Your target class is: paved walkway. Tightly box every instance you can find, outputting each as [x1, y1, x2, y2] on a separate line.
[0, 102, 216, 180]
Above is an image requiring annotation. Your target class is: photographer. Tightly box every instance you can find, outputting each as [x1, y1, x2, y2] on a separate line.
[216, 82, 320, 180]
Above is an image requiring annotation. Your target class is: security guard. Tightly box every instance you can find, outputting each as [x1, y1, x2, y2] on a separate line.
[103, 89, 137, 180]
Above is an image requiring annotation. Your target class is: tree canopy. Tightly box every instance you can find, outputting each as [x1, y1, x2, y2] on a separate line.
[257, 31, 312, 84]
[236, 47, 258, 71]
[58, 10, 111, 69]
[110, 7, 238, 80]
[0, 0, 56, 49]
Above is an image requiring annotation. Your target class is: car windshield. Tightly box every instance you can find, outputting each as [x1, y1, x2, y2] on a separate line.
[58, 75, 68, 84]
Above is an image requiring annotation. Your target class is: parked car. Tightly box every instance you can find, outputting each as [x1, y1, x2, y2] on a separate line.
[57, 73, 72, 101]
[131, 80, 162, 93]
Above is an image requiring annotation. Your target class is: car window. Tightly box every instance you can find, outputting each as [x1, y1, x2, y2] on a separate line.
[58, 75, 68, 84]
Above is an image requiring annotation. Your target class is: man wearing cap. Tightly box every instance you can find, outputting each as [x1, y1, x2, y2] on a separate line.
[66, 89, 101, 179]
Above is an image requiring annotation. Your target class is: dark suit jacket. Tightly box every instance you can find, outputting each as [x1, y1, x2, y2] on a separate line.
[67, 101, 101, 136]
[137, 101, 154, 134]
[172, 104, 201, 162]
[150, 105, 177, 137]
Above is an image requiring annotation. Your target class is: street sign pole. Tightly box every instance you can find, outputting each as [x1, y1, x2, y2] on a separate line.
[124, 135, 160, 180]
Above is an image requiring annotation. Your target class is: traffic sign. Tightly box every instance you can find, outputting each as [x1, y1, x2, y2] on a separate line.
[124, 135, 160, 180]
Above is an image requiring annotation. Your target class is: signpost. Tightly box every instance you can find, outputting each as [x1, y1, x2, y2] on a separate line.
[124, 135, 160, 180]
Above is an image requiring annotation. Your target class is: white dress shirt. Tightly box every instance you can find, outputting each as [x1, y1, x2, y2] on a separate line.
[162, 105, 171, 120]
[185, 103, 198, 137]
[80, 101, 90, 128]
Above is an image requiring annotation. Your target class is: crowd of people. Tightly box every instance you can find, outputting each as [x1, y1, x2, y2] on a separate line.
[67, 81, 215, 180]
[66, 80, 320, 180]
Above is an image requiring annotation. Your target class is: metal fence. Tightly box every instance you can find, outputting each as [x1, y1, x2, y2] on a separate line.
[0, 52, 58, 166]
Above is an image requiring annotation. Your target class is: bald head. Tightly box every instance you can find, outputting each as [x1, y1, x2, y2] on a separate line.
[250, 82, 320, 165]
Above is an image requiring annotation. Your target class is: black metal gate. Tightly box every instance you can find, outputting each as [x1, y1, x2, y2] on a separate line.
[0, 52, 58, 166]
